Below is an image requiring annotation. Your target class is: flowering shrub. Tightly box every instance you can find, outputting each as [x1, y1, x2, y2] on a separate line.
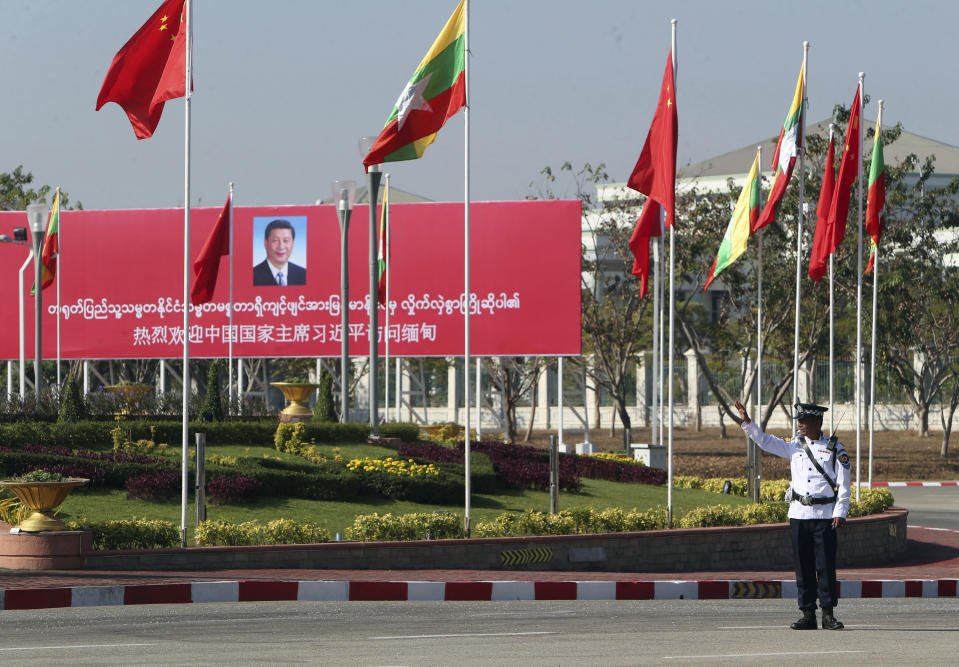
[112, 425, 169, 456]
[194, 518, 331, 546]
[207, 454, 237, 466]
[674, 476, 791, 502]
[206, 474, 262, 505]
[589, 452, 640, 465]
[125, 470, 180, 501]
[472, 506, 669, 537]
[345, 511, 461, 541]
[67, 517, 179, 550]
[849, 487, 894, 516]
[346, 457, 439, 478]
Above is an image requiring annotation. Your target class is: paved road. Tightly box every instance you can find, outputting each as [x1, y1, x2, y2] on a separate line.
[0, 599, 956, 665]
[889, 486, 959, 530]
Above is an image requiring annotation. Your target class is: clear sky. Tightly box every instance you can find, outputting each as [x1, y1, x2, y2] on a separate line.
[1, 0, 956, 210]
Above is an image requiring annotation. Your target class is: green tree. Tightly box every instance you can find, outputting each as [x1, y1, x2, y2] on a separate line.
[314, 369, 337, 422]
[0, 166, 79, 210]
[198, 360, 225, 422]
[57, 368, 89, 423]
[873, 147, 959, 438]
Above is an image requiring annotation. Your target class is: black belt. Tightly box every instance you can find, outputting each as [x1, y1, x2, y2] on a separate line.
[791, 490, 836, 506]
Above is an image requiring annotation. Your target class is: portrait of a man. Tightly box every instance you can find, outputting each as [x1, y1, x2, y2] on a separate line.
[253, 218, 306, 286]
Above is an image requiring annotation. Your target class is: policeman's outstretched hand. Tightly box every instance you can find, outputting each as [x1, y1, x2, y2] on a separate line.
[734, 400, 750, 425]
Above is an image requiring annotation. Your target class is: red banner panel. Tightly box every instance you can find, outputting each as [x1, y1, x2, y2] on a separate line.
[0, 200, 581, 359]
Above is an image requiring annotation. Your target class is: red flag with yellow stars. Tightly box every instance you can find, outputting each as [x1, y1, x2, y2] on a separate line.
[627, 50, 678, 229]
[96, 0, 187, 139]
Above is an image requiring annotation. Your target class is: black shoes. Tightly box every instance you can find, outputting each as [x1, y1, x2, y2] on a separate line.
[821, 609, 844, 630]
[790, 611, 818, 630]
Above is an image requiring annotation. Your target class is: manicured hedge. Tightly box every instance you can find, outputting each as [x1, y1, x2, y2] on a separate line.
[66, 518, 180, 550]
[227, 456, 464, 504]
[378, 422, 420, 443]
[194, 518, 332, 546]
[0, 419, 421, 451]
[0, 420, 278, 449]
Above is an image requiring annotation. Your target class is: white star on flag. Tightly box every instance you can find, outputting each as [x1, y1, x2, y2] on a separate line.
[394, 73, 433, 130]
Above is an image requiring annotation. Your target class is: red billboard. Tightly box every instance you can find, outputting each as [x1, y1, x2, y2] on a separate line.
[0, 200, 581, 359]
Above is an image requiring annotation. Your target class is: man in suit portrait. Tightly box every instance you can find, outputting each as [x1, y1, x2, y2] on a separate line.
[253, 218, 306, 286]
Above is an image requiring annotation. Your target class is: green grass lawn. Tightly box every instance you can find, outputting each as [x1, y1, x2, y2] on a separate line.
[45, 439, 753, 538]
[58, 476, 752, 537]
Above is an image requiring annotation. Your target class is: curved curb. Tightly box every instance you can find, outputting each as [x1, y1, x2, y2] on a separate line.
[1, 577, 956, 611]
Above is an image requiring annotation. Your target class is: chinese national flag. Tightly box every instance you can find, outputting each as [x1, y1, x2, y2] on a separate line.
[808, 131, 837, 281]
[809, 84, 861, 283]
[628, 198, 663, 298]
[190, 195, 231, 305]
[96, 0, 187, 139]
[627, 50, 678, 228]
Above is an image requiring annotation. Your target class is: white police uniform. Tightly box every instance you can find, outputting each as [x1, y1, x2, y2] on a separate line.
[741, 422, 851, 520]
[741, 402, 852, 629]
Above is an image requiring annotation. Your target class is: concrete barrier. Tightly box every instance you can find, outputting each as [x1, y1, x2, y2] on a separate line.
[83, 508, 908, 573]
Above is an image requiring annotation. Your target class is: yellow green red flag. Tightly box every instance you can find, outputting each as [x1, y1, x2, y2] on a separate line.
[362, 0, 466, 169]
[705, 153, 761, 290]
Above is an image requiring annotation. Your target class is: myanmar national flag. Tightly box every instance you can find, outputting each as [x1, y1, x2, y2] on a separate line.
[376, 179, 390, 305]
[31, 190, 60, 295]
[753, 60, 804, 234]
[865, 109, 886, 274]
[362, 0, 466, 169]
[704, 153, 761, 290]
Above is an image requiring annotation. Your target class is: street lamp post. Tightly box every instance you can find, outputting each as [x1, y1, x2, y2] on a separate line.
[1, 207, 47, 396]
[0, 233, 31, 396]
[333, 180, 356, 423]
[359, 137, 383, 437]
[26, 204, 47, 395]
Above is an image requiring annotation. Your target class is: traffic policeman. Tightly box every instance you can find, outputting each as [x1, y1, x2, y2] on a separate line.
[734, 400, 851, 630]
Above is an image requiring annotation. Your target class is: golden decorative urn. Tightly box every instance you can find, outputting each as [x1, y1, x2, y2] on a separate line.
[104, 383, 153, 414]
[270, 382, 319, 422]
[1, 479, 89, 532]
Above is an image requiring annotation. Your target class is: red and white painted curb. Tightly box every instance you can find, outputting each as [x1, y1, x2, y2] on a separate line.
[867, 481, 959, 487]
[1, 578, 956, 611]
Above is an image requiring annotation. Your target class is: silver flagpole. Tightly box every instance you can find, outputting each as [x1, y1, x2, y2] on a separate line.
[755, 146, 763, 495]
[383, 173, 390, 423]
[855, 73, 864, 502]
[666, 18, 677, 528]
[658, 220, 664, 449]
[791, 42, 808, 419]
[651, 229, 660, 446]
[55, 188, 61, 388]
[828, 124, 835, 434]
[228, 182, 234, 408]
[463, 0, 472, 537]
[868, 100, 882, 489]
[180, 0, 193, 547]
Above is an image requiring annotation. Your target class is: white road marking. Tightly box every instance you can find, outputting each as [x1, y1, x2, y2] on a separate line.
[370, 631, 557, 640]
[664, 650, 866, 659]
[0, 643, 158, 652]
[719, 624, 882, 629]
